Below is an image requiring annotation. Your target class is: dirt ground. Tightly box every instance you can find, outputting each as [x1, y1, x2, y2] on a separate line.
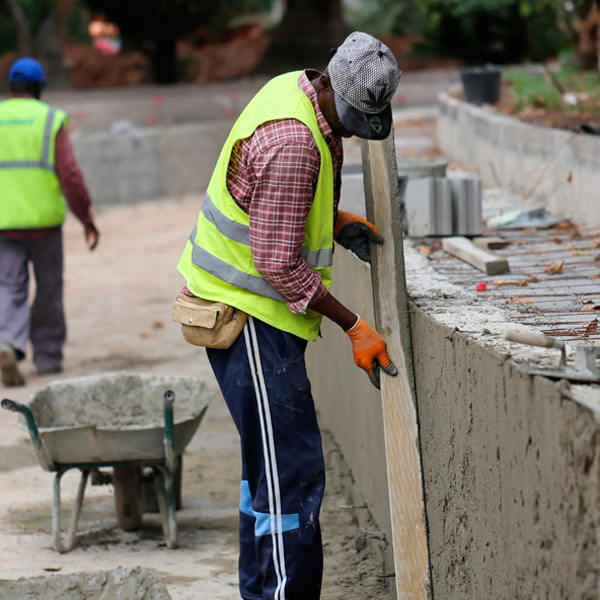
[0, 196, 393, 599]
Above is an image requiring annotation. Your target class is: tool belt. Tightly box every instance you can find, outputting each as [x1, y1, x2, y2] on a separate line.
[172, 293, 247, 349]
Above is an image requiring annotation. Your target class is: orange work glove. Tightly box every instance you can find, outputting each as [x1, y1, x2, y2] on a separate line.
[334, 210, 383, 264]
[344, 317, 398, 389]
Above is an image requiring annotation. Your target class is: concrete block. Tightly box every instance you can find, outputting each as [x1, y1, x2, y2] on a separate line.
[434, 179, 453, 236]
[449, 176, 483, 236]
[397, 159, 447, 180]
[404, 177, 453, 237]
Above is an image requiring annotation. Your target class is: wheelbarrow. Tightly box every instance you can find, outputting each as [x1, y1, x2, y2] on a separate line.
[1, 372, 211, 553]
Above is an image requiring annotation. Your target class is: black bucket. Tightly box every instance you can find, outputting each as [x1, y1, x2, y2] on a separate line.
[460, 65, 502, 106]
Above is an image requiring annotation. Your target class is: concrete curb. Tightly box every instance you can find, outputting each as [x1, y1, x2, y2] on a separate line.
[72, 120, 234, 205]
[437, 90, 600, 227]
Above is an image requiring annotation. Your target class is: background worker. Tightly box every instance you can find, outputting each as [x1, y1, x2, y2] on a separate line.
[0, 57, 99, 387]
[177, 32, 400, 600]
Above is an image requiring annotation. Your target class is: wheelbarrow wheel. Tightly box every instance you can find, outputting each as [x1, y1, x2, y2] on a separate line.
[112, 466, 144, 531]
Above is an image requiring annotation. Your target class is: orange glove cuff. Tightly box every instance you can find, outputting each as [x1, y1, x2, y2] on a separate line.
[334, 210, 382, 240]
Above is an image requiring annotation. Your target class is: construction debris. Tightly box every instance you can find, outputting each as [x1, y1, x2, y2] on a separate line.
[442, 236, 510, 275]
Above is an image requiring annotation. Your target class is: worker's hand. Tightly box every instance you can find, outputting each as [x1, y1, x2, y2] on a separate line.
[344, 317, 398, 389]
[334, 210, 383, 264]
[85, 223, 99, 250]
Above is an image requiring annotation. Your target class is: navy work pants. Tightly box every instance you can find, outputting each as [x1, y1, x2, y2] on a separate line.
[207, 316, 325, 600]
[0, 230, 65, 368]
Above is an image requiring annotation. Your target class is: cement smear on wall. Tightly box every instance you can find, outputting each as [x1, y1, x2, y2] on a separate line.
[309, 231, 600, 599]
[0, 567, 171, 600]
[405, 243, 600, 599]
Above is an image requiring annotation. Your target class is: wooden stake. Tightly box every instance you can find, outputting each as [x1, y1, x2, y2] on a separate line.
[362, 134, 432, 599]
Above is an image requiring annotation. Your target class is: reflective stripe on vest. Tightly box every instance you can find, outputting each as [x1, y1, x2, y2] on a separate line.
[0, 107, 56, 171]
[177, 71, 334, 341]
[188, 225, 285, 302]
[199, 193, 334, 269]
[0, 99, 67, 229]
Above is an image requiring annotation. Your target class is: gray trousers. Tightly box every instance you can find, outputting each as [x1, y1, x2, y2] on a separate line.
[0, 230, 65, 367]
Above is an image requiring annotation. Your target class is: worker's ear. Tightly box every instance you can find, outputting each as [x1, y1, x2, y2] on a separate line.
[318, 74, 332, 93]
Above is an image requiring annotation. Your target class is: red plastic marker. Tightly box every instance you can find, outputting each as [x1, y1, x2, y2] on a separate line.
[476, 282, 487, 292]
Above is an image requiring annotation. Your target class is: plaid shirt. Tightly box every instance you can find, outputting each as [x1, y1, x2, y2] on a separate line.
[226, 70, 343, 314]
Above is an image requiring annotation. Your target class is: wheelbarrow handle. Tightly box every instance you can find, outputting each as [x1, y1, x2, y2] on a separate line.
[2, 398, 55, 471]
[2, 398, 21, 412]
[163, 390, 176, 472]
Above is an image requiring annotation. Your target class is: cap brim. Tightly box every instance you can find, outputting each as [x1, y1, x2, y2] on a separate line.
[333, 92, 392, 140]
[10, 74, 46, 87]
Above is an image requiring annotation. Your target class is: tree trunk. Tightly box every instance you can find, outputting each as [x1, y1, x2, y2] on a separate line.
[151, 24, 178, 84]
[6, 0, 32, 56]
[576, 1, 598, 70]
[56, 0, 79, 46]
[597, 0, 600, 72]
[34, 8, 71, 88]
[258, 0, 349, 74]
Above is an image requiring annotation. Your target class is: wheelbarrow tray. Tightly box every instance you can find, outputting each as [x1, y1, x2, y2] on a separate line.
[20, 372, 212, 468]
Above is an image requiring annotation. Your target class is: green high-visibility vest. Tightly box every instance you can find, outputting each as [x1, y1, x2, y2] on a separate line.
[178, 71, 334, 341]
[0, 98, 68, 229]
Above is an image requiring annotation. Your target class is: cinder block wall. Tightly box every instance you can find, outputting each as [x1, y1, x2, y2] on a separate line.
[308, 252, 600, 599]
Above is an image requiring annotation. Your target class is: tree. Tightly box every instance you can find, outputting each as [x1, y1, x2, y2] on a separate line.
[2, 0, 70, 86]
[414, 0, 570, 64]
[562, 0, 600, 71]
[83, 0, 273, 83]
[5, 0, 32, 55]
[258, 0, 349, 74]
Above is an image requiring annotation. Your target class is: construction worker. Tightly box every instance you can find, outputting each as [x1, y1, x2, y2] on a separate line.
[0, 57, 99, 387]
[177, 32, 400, 600]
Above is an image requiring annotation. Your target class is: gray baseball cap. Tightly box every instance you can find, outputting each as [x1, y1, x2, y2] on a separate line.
[327, 32, 401, 140]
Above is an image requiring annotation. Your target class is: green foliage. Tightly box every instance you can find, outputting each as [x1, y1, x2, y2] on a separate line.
[0, 0, 57, 54]
[84, 0, 274, 36]
[505, 66, 600, 113]
[344, 0, 424, 36]
[416, 0, 571, 64]
[16, 0, 54, 32]
[0, 4, 16, 55]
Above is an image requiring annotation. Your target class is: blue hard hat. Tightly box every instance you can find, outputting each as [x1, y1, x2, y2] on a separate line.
[9, 57, 47, 86]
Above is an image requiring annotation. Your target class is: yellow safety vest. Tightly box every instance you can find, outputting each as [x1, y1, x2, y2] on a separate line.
[178, 71, 334, 341]
[0, 98, 67, 229]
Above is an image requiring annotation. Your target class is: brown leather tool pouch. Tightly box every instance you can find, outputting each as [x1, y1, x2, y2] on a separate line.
[172, 293, 247, 349]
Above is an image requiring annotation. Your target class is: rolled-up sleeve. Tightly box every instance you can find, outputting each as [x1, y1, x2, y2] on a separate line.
[247, 140, 328, 314]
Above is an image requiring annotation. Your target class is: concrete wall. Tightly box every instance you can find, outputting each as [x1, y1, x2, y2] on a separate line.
[309, 245, 600, 599]
[412, 308, 600, 599]
[72, 120, 232, 205]
[437, 91, 600, 227]
[307, 249, 394, 575]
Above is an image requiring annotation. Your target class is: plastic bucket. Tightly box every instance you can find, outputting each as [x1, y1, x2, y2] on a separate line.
[460, 65, 502, 106]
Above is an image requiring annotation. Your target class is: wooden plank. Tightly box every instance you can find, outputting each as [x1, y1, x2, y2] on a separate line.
[362, 134, 432, 599]
[472, 236, 509, 250]
[442, 236, 510, 275]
